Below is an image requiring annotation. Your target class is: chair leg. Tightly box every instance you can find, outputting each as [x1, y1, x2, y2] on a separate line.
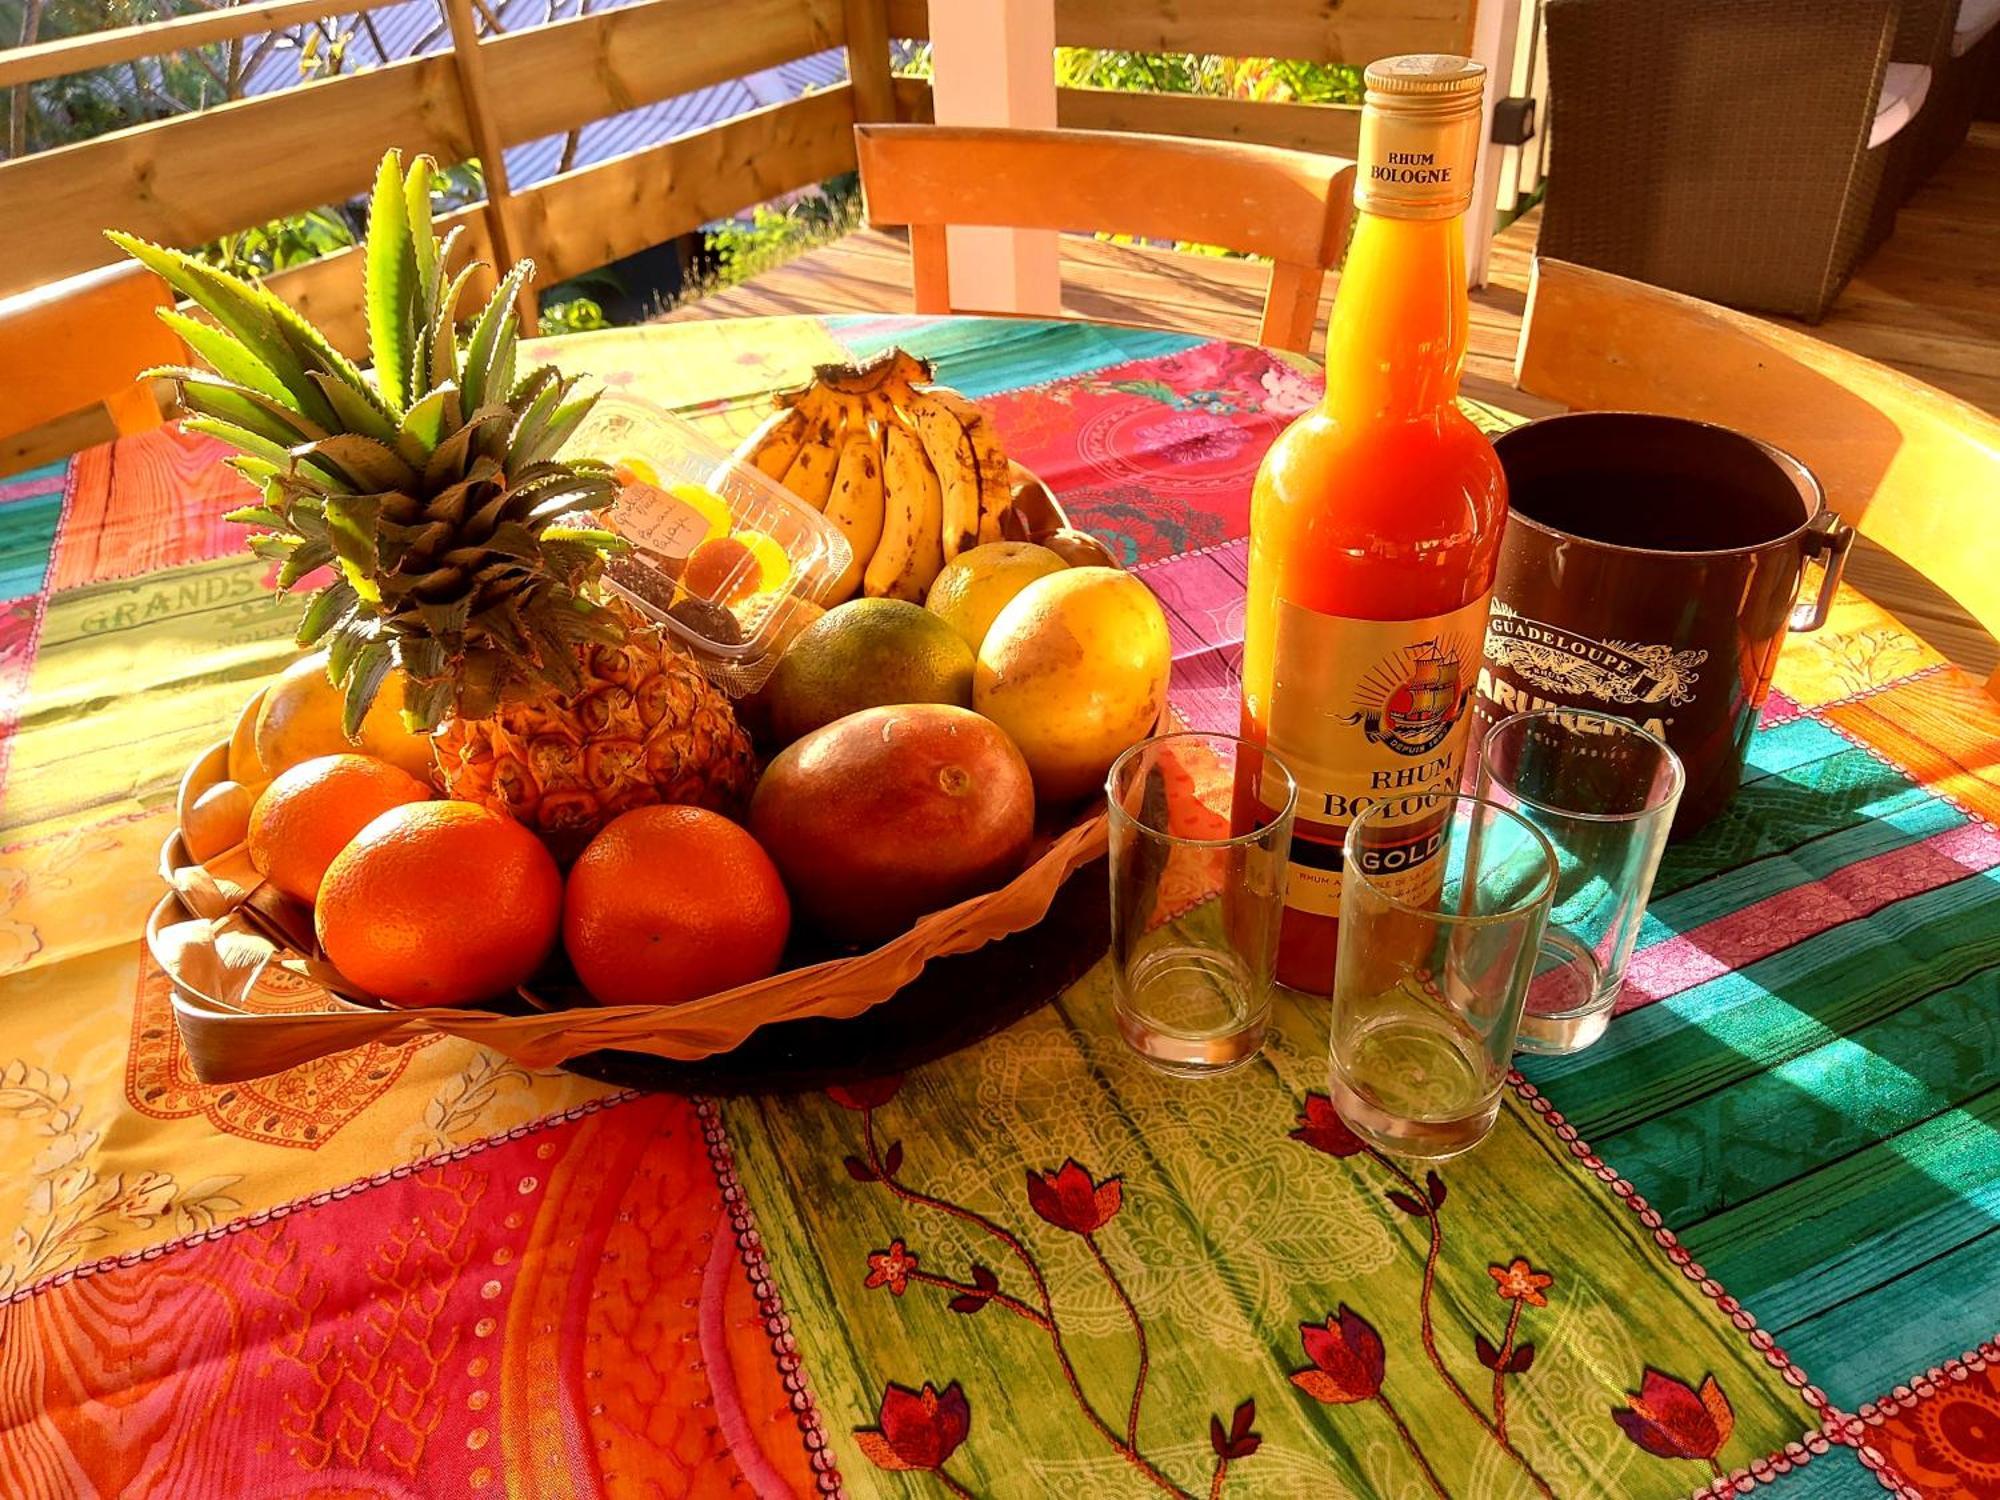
[103, 380, 165, 436]
[1259, 263, 1323, 354]
[910, 223, 953, 314]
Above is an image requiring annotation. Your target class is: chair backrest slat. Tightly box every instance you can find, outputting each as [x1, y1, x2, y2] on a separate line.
[1, 262, 183, 449]
[1518, 256, 2000, 691]
[855, 123, 1355, 353]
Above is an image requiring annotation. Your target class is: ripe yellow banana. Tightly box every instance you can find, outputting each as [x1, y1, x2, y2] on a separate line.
[904, 390, 984, 561]
[822, 427, 886, 603]
[924, 388, 1014, 546]
[732, 403, 809, 480]
[866, 417, 946, 602]
[776, 386, 845, 510]
[813, 348, 935, 398]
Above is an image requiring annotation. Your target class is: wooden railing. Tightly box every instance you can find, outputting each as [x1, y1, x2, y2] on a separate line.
[0, 0, 1536, 470]
[886, 0, 1475, 163]
[0, 0, 882, 346]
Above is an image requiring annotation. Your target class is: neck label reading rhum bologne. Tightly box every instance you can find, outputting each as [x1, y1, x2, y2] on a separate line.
[1375, 150, 1454, 186]
[1259, 593, 1493, 917]
[1356, 54, 1485, 220]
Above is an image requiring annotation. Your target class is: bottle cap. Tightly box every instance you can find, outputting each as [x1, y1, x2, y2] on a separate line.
[1364, 55, 1487, 100]
[1356, 55, 1487, 220]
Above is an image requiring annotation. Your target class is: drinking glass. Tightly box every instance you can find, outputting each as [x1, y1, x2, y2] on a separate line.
[1476, 709, 1685, 1055]
[1107, 732, 1296, 1077]
[1330, 794, 1557, 1159]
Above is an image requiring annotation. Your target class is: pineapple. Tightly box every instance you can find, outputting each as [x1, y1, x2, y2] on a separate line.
[112, 150, 755, 853]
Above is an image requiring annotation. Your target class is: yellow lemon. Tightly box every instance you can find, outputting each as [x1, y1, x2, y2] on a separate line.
[227, 687, 267, 783]
[255, 652, 436, 782]
[973, 567, 1171, 804]
[925, 541, 1069, 654]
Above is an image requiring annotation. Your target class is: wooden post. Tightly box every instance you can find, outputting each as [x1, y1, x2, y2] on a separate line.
[843, 0, 895, 123]
[440, 0, 537, 333]
[1466, 0, 1523, 288]
[926, 0, 1060, 315]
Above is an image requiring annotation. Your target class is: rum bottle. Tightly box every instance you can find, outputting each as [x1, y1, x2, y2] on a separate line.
[1240, 55, 1506, 993]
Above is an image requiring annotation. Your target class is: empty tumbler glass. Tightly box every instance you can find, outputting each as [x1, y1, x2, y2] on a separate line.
[1331, 793, 1558, 1160]
[1107, 732, 1296, 1077]
[1476, 708, 1685, 1055]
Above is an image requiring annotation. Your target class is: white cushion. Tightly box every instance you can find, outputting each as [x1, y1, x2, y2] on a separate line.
[1870, 62, 1932, 147]
[1954, 0, 2000, 56]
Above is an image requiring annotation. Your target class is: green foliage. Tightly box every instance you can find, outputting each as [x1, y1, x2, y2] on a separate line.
[3, 0, 312, 157]
[539, 296, 610, 336]
[686, 172, 861, 302]
[889, 47, 1359, 260]
[891, 43, 1362, 106]
[192, 160, 481, 282]
[203, 209, 359, 279]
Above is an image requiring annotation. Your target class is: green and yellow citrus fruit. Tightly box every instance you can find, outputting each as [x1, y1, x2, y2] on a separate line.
[765, 598, 974, 745]
[925, 541, 1068, 653]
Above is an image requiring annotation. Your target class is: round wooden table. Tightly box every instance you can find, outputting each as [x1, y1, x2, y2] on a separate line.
[2, 311, 1994, 1498]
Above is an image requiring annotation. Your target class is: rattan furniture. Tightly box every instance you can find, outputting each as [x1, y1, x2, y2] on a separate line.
[1539, 0, 1924, 321]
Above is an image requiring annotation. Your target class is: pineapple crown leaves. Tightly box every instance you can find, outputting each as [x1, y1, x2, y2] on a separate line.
[110, 148, 629, 737]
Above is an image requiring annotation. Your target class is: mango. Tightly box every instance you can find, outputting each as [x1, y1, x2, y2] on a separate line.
[750, 704, 1035, 944]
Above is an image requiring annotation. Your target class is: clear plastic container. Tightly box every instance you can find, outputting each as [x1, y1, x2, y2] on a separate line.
[564, 393, 852, 696]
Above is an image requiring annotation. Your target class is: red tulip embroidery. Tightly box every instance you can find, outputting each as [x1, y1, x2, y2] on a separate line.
[866, 1239, 920, 1296]
[829, 1074, 904, 1112]
[1289, 1307, 1446, 1498]
[1613, 1367, 1735, 1476]
[1286, 1094, 1556, 1498]
[1027, 1160, 1124, 1234]
[831, 1086, 1257, 1497]
[1290, 1308, 1385, 1405]
[1288, 1093, 1365, 1158]
[855, 1380, 972, 1480]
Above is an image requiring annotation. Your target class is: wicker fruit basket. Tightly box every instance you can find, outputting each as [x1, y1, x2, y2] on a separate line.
[149, 734, 1109, 1086]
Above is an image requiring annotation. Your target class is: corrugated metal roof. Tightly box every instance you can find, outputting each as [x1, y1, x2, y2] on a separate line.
[501, 50, 847, 187]
[240, 1, 848, 191]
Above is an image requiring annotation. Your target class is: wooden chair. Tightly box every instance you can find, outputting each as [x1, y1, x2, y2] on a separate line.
[1, 261, 183, 474]
[1516, 256, 2000, 694]
[852, 124, 1355, 354]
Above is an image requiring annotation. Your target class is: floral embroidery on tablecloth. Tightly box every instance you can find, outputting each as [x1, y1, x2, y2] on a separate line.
[0, 1059, 241, 1294]
[956, 1027, 1397, 1355]
[834, 1077, 1264, 1498]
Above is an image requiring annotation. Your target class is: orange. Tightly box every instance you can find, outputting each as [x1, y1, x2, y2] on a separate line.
[316, 801, 563, 1009]
[564, 805, 790, 1006]
[247, 754, 430, 903]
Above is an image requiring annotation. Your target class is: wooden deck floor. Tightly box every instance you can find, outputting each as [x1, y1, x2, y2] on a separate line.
[670, 122, 2000, 415]
[666, 123, 2000, 673]
[665, 206, 1558, 417]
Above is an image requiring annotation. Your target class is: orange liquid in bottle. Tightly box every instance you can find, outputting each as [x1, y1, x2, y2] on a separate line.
[1238, 58, 1507, 994]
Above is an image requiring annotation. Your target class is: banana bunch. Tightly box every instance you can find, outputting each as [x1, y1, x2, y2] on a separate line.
[732, 349, 1019, 604]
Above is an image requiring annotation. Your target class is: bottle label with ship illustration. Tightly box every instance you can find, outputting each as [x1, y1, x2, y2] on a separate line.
[1259, 594, 1492, 917]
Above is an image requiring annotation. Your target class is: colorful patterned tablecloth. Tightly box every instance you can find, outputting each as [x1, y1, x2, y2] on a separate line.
[0, 315, 1995, 1499]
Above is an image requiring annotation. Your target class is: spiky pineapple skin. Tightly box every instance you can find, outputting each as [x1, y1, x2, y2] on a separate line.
[434, 612, 757, 859]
